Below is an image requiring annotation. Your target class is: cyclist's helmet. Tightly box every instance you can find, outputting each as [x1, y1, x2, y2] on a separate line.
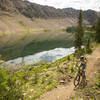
[80, 56, 86, 60]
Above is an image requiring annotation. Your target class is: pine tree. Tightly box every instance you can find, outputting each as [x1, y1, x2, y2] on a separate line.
[74, 10, 84, 49]
[95, 17, 100, 42]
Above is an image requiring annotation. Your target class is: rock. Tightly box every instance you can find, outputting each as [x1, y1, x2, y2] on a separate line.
[59, 80, 65, 85]
[0, 60, 5, 64]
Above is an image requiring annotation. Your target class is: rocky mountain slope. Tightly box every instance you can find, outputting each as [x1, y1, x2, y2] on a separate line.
[0, 0, 98, 24]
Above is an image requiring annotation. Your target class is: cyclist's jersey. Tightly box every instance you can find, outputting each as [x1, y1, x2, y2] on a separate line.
[79, 62, 86, 71]
[78, 56, 86, 71]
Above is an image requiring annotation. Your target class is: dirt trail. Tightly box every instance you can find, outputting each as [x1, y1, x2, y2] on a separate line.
[37, 46, 100, 100]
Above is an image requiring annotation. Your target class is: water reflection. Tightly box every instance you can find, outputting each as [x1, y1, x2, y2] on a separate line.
[6, 47, 75, 65]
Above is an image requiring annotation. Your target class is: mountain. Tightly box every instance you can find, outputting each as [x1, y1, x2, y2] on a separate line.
[0, 0, 98, 24]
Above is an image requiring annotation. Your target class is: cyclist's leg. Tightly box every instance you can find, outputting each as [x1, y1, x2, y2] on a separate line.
[82, 70, 86, 82]
[83, 71, 85, 78]
[82, 65, 86, 78]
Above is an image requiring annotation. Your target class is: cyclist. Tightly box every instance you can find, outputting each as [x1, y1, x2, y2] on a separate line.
[74, 56, 87, 87]
[78, 56, 87, 78]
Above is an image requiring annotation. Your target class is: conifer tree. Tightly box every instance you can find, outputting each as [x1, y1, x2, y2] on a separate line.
[74, 10, 84, 57]
[74, 10, 84, 49]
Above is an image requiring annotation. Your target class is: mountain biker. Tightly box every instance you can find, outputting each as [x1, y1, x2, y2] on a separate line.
[76, 56, 87, 78]
[79, 56, 86, 77]
[74, 56, 87, 87]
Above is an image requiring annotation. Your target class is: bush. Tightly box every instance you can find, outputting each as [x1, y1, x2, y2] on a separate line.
[66, 26, 76, 33]
[33, 70, 39, 84]
[0, 68, 7, 99]
[75, 48, 85, 58]
[5, 76, 24, 100]
[0, 68, 24, 100]
[85, 38, 92, 54]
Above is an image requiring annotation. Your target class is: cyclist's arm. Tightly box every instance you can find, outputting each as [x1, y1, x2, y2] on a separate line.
[75, 60, 81, 69]
[78, 63, 81, 70]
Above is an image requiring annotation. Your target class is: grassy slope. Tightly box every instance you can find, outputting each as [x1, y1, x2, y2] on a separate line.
[0, 54, 76, 100]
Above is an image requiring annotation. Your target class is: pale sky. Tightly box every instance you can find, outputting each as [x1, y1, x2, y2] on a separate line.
[28, 0, 100, 11]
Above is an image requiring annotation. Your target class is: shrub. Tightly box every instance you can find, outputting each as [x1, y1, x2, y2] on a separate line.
[0, 68, 24, 100]
[86, 38, 92, 54]
[66, 26, 76, 33]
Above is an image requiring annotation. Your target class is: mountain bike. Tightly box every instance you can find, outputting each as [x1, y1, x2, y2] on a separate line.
[74, 69, 87, 87]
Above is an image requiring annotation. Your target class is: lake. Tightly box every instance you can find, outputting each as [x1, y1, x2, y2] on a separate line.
[5, 47, 75, 66]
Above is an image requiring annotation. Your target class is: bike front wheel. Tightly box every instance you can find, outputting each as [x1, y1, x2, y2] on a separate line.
[74, 74, 80, 87]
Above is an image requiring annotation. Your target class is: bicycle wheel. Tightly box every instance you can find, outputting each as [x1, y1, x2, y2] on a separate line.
[74, 74, 80, 87]
[81, 75, 87, 86]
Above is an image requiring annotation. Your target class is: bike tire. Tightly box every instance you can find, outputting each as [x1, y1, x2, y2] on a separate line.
[81, 75, 87, 86]
[74, 74, 80, 87]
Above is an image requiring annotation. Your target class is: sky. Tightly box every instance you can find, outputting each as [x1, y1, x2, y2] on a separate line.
[28, 0, 100, 11]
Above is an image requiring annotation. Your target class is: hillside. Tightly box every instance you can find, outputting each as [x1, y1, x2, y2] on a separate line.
[0, 0, 98, 32]
[0, 0, 98, 24]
